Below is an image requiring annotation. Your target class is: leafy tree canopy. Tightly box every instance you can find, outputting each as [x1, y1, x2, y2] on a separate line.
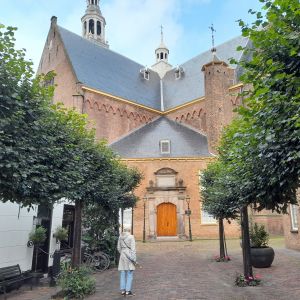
[219, 0, 300, 213]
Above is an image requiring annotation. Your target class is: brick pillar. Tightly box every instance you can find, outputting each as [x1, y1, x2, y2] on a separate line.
[202, 56, 235, 154]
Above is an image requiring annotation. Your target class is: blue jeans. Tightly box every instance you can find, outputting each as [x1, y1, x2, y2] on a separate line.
[120, 270, 134, 292]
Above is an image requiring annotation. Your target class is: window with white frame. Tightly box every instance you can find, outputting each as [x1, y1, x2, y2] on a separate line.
[201, 209, 216, 224]
[198, 170, 216, 224]
[160, 140, 171, 154]
[290, 204, 299, 231]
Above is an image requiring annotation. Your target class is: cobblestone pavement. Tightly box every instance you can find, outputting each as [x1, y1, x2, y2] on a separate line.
[6, 238, 300, 300]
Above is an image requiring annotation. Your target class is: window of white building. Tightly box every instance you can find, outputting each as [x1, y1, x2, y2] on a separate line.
[290, 204, 299, 231]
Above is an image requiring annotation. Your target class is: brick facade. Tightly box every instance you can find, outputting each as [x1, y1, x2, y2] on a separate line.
[37, 19, 284, 241]
[283, 191, 300, 250]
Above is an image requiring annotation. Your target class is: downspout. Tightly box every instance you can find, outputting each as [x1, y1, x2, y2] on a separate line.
[160, 79, 164, 112]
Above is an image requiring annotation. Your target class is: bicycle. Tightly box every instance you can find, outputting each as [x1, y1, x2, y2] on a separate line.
[82, 247, 110, 272]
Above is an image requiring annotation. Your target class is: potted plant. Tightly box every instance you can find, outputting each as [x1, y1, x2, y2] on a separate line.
[250, 223, 275, 268]
[28, 226, 47, 284]
[53, 226, 68, 244]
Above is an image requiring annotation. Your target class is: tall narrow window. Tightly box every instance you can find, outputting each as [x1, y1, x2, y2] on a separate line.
[97, 21, 101, 35]
[165, 53, 167, 59]
[290, 204, 299, 231]
[160, 52, 164, 60]
[89, 19, 95, 34]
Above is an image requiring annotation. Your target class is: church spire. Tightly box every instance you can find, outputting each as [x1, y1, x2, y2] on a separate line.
[81, 0, 109, 48]
[155, 25, 169, 64]
[151, 26, 172, 79]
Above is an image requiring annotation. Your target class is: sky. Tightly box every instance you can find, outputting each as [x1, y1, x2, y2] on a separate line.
[0, 0, 264, 71]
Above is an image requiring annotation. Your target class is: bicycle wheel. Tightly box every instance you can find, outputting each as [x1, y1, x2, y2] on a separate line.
[91, 252, 110, 272]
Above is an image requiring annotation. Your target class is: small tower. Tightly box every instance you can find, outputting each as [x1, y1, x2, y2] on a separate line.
[151, 26, 172, 79]
[81, 0, 109, 48]
[202, 25, 235, 154]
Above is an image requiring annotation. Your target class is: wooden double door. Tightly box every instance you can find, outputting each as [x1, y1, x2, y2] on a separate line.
[157, 203, 177, 236]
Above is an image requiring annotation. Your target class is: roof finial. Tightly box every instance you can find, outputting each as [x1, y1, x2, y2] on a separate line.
[209, 23, 216, 53]
[160, 25, 164, 43]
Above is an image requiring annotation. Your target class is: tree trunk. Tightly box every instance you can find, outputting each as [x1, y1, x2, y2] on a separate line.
[72, 200, 83, 268]
[241, 206, 253, 278]
[219, 218, 225, 259]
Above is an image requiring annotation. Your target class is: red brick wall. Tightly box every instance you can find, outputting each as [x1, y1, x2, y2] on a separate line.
[124, 158, 240, 240]
[37, 22, 80, 111]
[166, 101, 207, 135]
[283, 191, 300, 250]
[83, 91, 159, 143]
[202, 62, 235, 153]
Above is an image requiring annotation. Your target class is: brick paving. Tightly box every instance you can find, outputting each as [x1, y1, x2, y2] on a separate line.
[5, 238, 300, 300]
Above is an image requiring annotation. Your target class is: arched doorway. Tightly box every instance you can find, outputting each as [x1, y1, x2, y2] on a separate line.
[157, 203, 177, 236]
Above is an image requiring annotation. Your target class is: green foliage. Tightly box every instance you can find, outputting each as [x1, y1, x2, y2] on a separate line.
[0, 24, 142, 267]
[250, 223, 269, 248]
[53, 226, 68, 241]
[235, 273, 261, 287]
[57, 266, 96, 299]
[217, 0, 300, 213]
[29, 226, 47, 245]
[201, 161, 240, 220]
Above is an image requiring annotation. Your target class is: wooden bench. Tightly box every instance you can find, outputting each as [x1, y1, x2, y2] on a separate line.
[0, 265, 32, 299]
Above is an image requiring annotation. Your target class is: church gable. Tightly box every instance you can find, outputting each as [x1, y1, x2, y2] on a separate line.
[37, 17, 80, 111]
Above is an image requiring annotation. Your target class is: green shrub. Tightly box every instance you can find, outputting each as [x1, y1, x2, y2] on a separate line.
[250, 223, 269, 248]
[57, 266, 96, 299]
[29, 226, 47, 245]
[53, 226, 68, 241]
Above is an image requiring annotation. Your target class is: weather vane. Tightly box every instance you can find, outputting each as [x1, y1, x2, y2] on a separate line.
[209, 23, 216, 51]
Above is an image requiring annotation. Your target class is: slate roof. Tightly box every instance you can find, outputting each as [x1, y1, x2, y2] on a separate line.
[110, 117, 212, 158]
[57, 26, 249, 111]
[163, 36, 250, 110]
[58, 26, 161, 110]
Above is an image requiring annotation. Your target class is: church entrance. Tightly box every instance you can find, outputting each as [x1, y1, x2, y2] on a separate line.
[157, 203, 177, 236]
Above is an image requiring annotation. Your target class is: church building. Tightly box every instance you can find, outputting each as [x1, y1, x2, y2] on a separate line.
[37, 0, 283, 241]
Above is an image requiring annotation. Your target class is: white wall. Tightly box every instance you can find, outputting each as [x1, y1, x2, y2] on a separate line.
[0, 202, 37, 271]
[48, 201, 65, 267]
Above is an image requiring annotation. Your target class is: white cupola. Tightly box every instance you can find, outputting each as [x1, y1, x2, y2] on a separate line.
[81, 0, 109, 48]
[151, 26, 172, 79]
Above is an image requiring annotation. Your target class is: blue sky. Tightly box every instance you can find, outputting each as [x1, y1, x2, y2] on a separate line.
[0, 0, 263, 71]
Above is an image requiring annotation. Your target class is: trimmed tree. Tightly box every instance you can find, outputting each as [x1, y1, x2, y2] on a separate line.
[201, 161, 240, 260]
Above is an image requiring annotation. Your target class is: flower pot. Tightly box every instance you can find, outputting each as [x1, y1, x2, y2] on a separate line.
[250, 246, 275, 268]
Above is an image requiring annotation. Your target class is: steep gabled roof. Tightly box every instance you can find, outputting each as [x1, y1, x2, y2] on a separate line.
[57, 25, 249, 112]
[110, 117, 212, 158]
[58, 26, 161, 110]
[162, 36, 250, 110]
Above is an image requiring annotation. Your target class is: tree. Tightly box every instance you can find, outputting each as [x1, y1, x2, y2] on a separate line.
[0, 24, 142, 268]
[214, 0, 300, 279]
[201, 161, 240, 260]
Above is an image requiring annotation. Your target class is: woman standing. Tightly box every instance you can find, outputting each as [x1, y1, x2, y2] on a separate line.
[117, 226, 136, 296]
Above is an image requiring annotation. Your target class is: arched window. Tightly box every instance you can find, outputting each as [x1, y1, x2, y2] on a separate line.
[89, 19, 95, 34]
[95, 0, 98, 5]
[91, 0, 94, 5]
[84, 21, 87, 35]
[160, 52, 164, 60]
[157, 53, 159, 59]
[165, 53, 167, 59]
[97, 21, 101, 35]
